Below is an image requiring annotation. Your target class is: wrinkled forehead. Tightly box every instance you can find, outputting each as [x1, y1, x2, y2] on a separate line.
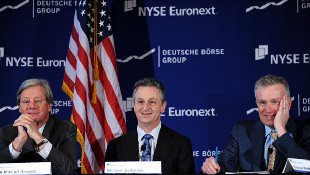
[255, 84, 285, 100]
[20, 86, 46, 98]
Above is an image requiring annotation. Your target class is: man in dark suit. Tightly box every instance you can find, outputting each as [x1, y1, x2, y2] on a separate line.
[201, 75, 310, 174]
[105, 78, 195, 174]
[0, 79, 77, 174]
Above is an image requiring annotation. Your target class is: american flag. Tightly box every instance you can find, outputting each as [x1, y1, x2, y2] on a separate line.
[62, 0, 126, 173]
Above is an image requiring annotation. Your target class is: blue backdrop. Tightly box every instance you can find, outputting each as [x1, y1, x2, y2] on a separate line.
[1, 0, 310, 173]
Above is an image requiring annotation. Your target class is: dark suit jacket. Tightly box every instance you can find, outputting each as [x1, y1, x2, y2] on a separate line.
[105, 124, 196, 174]
[218, 117, 310, 174]
[0, 114, 78, 175]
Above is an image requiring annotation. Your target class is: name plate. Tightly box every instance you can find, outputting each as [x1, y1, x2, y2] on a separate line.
[0, 162, 51, 174]
[104, 161, 161, 174]
[282, 158, 310, 173]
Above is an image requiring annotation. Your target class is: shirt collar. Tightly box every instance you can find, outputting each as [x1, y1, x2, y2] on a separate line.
[264, 125, 276, 137]
[137, 122, 161, 141]
[39, 123, 46, 134]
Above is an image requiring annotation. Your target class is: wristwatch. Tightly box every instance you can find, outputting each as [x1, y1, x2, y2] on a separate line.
[35, 138, 48, 153]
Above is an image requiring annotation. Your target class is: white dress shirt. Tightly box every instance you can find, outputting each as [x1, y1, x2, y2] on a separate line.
[137, 122, 161, 161]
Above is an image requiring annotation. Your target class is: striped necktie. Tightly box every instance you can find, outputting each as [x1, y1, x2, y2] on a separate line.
[267, 131, 278, 172]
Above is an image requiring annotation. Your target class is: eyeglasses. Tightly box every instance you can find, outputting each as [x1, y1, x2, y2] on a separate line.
[20, 99, 47, 106]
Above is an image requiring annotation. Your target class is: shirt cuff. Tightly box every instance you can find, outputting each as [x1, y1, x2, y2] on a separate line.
[37, 141, 52, 159]
[9, 143, 21, 159]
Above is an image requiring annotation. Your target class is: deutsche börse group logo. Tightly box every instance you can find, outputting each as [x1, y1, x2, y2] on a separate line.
[254, 45, 310, 64]
[246, 0, 289, 13]
[298, 0, 310, 13]
[246, 0, 310, 13]
[115, 46, 225, 67]
[247, 95, 310, 116]
[0, 0, 29, 13]
[157, 46, 225, 67]
[0, 0, 73, 18]
[34, 0, 73, 17]
[0, 100, 71, 115]
[124, 0, 217, 16]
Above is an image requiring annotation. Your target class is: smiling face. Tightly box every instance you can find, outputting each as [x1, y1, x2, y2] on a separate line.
[134, 86, 167, 131]
[255, 83, 291, 129]
[18, 85, 52, 127]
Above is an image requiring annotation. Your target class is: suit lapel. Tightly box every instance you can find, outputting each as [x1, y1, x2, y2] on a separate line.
[41, 114, 55, 139]
[121, 129, 139, 161]
[250, 120, 265, 171]
[153, 125, 173, 163]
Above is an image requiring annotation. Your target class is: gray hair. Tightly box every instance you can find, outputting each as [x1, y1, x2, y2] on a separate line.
[17, 79, 53, 105]
[254, 75, 290, 99]
[132, 78, 166, 103]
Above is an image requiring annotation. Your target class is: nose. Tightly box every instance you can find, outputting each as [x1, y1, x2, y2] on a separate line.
[142, 102, 151, 110]
[265, 104, 273, 112]
[28, 100, 37, 108]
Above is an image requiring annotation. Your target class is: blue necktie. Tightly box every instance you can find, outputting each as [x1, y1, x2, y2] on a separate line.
[141, 134, 153, 161]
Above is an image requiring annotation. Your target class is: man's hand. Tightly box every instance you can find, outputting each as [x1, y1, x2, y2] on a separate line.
[201, 157, 220, 174]
[12, 114, 44, 150]
[274, 95, 290, 137]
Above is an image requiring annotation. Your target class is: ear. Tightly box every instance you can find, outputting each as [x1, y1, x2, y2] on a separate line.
[161, 101, 167, 113]
[48, 103, 52, 112]
[288, 97, 292, 110]
[18, 105, 22, 113]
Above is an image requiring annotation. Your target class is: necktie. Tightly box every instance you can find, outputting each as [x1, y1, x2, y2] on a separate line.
[267, 131, 278, 172]
[141, 134, 153, 161]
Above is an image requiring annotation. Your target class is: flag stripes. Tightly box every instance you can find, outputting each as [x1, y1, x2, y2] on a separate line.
[62, 1, 126, 173]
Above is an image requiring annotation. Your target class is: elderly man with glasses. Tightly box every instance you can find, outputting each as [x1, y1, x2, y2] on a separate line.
[0, 79, 77, 175]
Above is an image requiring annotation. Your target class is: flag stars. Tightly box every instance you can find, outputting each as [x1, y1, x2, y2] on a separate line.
[107, 23, 112, 31]
[81, 10, 85, 16]
[101, 1, 107, 6]
[99, 20, 104, 27]
[100, 10, 106, 17]
[98, 31, 103, 37]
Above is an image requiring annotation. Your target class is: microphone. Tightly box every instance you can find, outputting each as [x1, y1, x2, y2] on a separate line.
[268, 148, 273, 154]
[141, 143, 146, 151]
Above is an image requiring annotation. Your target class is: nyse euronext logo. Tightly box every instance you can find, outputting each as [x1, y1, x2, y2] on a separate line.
[255, 45, 310, 64]
[121, 98, 217, 117]
[124, 0, 217, 16]
[162, 107, 216, 117]
[0, 47, 65, 67]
